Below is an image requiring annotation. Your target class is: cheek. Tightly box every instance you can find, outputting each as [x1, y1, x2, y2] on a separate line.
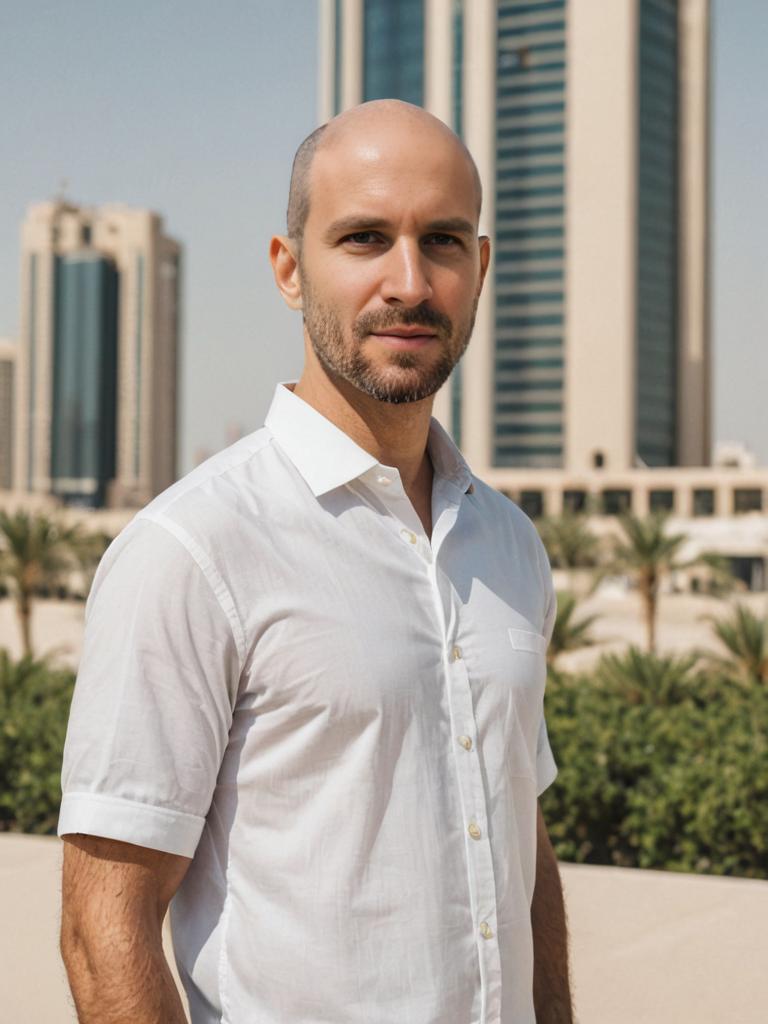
[437, 266, 478, 308]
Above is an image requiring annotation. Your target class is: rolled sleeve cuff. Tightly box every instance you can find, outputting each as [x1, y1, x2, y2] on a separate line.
[535, 745, 558, 797]
[57, 792, 204, 858]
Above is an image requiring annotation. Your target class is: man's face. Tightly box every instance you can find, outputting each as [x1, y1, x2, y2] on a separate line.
[296, 121, 489, 404]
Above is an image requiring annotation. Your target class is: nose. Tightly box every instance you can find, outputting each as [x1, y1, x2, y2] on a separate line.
[380, 238, 433, 308]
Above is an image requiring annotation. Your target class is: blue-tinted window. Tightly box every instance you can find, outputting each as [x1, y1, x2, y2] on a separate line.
[51, 255, 118, 507]
[493, 2, 566, 467]
[498, 20, 565, 37]
[27, 254, 38, 488]
[363, 0, 424, 105]
[635, 0, 678, 466]
[334, 0, 343, 113]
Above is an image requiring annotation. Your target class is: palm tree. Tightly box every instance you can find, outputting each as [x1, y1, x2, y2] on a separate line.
[596, 511, 733, 654]
[595, 646, 698, 706]
[0, 510, 85, 657]
[704, 604, 768, 684]
[538, 512, 600, 591]
[548, 591, 599, 668]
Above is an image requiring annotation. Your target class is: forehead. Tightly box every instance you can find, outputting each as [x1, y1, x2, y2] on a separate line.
[306, 125, 479, 230]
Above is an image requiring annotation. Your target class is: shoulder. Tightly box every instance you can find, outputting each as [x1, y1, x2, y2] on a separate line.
[469, 476, 543, 545]
[468, 475, 552, 586]
[87, 428, 279, 639]
[122, 426, 283, 557]
[141, 427, 275, 522]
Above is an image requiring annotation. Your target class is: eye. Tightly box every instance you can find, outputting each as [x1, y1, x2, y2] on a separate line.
[342, 231, 382, 246]
[425, 233, 461, 247]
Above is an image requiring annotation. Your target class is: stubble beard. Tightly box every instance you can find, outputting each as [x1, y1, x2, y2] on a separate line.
[300, 272, 478, 405]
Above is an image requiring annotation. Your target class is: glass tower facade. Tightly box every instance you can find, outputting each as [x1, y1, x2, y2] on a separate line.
[363, 0, 424, 105]
[51, 253, 118, 506]
[494, 0, 566, 468]
[636, 0, 679, 466]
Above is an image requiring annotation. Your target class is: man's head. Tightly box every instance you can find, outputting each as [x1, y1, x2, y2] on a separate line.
[271, 100, 490, 405]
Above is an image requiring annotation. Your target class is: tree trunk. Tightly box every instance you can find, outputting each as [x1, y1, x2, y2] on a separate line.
[16, 592, 32, 658]
[641, 573, 657, 654]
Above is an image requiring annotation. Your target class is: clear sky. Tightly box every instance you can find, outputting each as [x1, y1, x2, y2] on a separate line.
[1, 0, 765, 471]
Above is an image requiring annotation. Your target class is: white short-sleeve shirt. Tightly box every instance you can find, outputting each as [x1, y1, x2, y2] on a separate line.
[59, 382, 558, 1024]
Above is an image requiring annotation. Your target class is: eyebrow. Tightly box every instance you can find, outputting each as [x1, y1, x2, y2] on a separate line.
[324, 215, 477, 242]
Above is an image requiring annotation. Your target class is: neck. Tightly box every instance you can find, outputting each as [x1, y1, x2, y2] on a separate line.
[293, 363, 434, 493]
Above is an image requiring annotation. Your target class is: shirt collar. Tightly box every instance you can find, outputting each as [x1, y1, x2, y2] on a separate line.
[264, 382, 473, 498]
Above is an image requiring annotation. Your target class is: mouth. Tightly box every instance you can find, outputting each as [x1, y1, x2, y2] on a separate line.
[369, 327, 439, 349]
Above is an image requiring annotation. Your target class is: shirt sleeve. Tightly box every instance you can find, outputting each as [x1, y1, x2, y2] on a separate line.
[58, 516, 242, 857]
[535, 537, 558, 796]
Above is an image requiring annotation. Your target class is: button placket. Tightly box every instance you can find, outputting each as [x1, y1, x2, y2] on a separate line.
[424, 494, 503, 1022]
[441, 621, 503, 1023]
[366, 470, 431, 563]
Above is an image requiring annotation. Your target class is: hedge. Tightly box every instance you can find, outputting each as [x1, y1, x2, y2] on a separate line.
[541, 652, 768, 878]
[1, 648, 766, 879]
[0, 650, 75, 834]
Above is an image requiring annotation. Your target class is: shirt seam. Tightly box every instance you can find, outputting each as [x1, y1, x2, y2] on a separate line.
[137, 511, 247, 672]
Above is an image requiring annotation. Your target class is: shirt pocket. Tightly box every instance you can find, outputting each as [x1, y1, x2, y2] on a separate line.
[507, 627, 548, 658]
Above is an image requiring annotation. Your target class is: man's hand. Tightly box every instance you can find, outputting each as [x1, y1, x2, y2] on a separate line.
[61, 834, 191, 1023]
[531, 805, 574, 1023]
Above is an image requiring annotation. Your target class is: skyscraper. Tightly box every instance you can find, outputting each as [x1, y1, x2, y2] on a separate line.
[318, 0, 711, 474]
[0, 339, 16, 491]
[15, 201, 181, 508]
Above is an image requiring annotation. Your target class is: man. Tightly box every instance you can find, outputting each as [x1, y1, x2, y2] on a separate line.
[59, 100, 573, 1024]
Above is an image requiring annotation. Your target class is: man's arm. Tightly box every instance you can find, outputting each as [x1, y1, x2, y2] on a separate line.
[531, 804, 573, 1024]
[61, 834, 191, 1024]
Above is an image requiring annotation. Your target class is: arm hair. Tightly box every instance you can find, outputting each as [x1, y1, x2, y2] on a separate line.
[61, 834, 190, 1024]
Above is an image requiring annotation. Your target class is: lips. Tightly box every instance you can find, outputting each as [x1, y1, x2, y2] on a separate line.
[370, 328, 438, 350]
[371, 327, 437, 339]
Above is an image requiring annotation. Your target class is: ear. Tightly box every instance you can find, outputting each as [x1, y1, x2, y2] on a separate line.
[269, 236, 303, 310]
[476, 235, 491, 298]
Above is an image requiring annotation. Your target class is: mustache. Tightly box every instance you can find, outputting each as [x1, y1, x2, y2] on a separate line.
[353, 304, 453, 340]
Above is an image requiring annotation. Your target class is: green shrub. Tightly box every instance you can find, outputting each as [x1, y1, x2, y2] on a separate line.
[0, 649, 75, 834]
[542, 653, 768, 878]
[1, 642, 766, 880]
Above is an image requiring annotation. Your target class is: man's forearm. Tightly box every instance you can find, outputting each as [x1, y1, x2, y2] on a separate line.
[62, 919, 187, 1024]
[531, 814, 573, 1023]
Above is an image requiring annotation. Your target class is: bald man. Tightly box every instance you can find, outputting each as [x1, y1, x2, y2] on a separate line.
[59, 101, 572, 1024]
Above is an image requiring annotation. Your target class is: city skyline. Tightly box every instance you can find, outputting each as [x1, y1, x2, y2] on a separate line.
[0, 0, 766, 473]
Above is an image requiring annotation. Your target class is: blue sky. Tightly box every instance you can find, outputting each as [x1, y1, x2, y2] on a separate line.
[0, 0, 765, 470]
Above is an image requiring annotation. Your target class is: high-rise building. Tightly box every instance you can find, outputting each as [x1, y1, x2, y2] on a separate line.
[318, 0, 711, 474]
[15, 201, 181, 507]
[0, 338, 16, 491]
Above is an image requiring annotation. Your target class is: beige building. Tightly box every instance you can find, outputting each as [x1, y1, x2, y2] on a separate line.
[14, 200, 181, 508]
[0, 339, 16, 491]
[319, 0, 711, 476]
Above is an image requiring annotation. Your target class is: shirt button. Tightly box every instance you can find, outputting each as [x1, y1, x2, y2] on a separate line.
[479, 921, 494, 940]
[400, 528, 417, 544]
[376, 474, 391, 486]
[458, 735, 472, 751]
[468, 822, 481, 840]
[451, 645, 462, 661]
